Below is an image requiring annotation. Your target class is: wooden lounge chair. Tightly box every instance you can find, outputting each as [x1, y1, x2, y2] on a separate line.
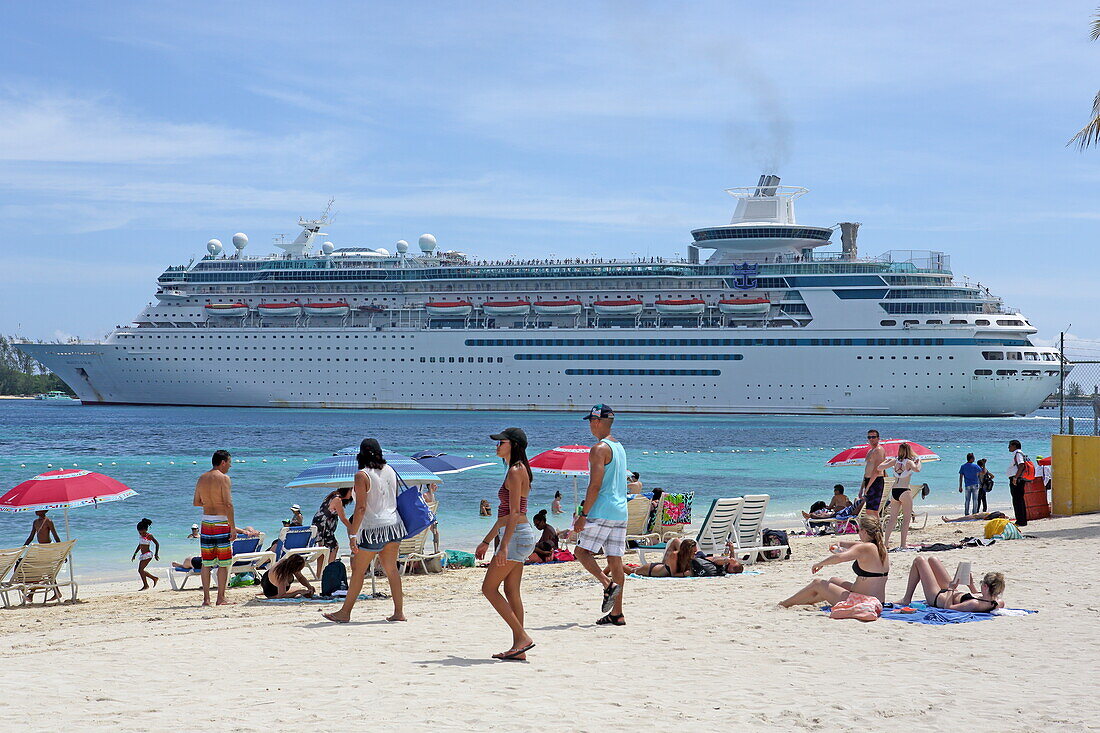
[9, 540, 78, 604]
[732, 495, 788, 565]
[397, 530, 445, 575]
[625, 496, 661, 548]
[0, 546, 27, 608]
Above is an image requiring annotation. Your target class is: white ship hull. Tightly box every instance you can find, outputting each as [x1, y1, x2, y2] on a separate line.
[19, 327, 1059, 416]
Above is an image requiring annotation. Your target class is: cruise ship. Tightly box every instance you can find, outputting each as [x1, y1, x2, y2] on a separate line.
[19, 176, 1062, 416]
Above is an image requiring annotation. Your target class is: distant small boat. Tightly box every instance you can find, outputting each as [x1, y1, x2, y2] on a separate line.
[257, 302, 302, 317]
[482, 300, 531, 316]
[532, 299, 583, 316]
[593, 299, 643, 316]
[303, 302, 351, 317]
[425, 300, 474, 317]
[655, 298, 706, 315]
[155, 289, 187, 301]
[34, 391, 78, 404]
[718, 298, 770, 315]
[204, 303, 249, 317]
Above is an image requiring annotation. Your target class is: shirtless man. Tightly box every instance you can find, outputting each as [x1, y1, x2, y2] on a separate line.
[860, 429, 886, 514]
[24, 510, 61, 545]
[193, 449, 237, 606]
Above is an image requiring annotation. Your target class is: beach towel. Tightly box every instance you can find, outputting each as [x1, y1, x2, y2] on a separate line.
[829, 593, 882, 622]
[823, 601, 1038, 625]
[259, 593, 376, 604]
[992, 523, 1024, 541]
[984, 518, 1013, 539]
[659, 492, 694, 528]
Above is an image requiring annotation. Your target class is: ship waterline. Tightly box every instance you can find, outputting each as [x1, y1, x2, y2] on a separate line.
[19, 176, 1063, 416]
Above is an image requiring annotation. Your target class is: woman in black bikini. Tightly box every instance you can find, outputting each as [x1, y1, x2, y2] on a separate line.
[780, 515, 890, 607]
[257, 554, 316, 599]
[898, 556, 1005, 612]
[633, 538, 697, 577]
[880, 442, 921, 549]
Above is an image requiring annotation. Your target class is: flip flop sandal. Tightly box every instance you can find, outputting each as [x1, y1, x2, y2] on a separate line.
[596, 613, 626, 626]
[494, 642, 535, 660]
[601, 582, 621, 613]
[322, 612, 349, 624]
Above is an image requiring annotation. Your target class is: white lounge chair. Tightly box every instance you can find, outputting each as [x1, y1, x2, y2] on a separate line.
[9, 540, 78, 604]
[397, 530, 445, 575]
[637, 497, 743, 563]
[0, 546, 27, 608]
[166, 535, 274, 591]
[275, 526, 328, 579]
[732, 494, 788, 565]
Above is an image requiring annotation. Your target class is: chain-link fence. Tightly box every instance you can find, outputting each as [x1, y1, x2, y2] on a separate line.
[1057, 333, 1100, 435]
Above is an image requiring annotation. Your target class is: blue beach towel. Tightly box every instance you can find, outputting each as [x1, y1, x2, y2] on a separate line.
[821, 601, 1037, 624]
[259, 593, 376, 604]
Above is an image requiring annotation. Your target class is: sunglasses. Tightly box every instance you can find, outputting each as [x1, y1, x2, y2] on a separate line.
[496, 440, 509, 446]
[867, 435, 879, 440]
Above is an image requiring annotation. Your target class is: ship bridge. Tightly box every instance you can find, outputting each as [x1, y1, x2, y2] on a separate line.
[691, 175, 834, 264]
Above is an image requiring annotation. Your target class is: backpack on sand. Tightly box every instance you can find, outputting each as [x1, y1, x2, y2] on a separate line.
[762, 529, 791, 560]
[321, 560, 348, 597]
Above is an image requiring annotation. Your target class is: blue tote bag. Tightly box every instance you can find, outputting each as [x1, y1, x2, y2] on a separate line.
[394, 471, 437, 539]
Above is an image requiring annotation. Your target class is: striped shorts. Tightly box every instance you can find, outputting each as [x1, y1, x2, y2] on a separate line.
[577, 518, 628, 557]
[200, 516, 232, 568]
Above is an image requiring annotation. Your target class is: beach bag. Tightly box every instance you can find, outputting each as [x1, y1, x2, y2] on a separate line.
[829, 593, 882, 622]
[552, 549, 575, 562]
[444, 550, 476, 568]
[321, 560, 348, 596]
[394, 471, 436, 540]
[690, 557, 724, 577]
[984, 518, 1011, 539]
[762, 529, 791, 560]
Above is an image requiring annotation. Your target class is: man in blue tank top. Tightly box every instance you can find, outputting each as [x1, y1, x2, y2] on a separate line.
[573, 404, 629, 626]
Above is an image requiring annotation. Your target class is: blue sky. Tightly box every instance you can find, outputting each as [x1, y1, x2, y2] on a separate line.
[1, 2, 1098, 347]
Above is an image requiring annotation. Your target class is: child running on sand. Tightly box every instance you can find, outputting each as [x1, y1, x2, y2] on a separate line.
[131, 518, 160, 590]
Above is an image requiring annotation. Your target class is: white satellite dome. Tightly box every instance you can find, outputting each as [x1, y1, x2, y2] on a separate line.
[395, 239, 409, 254]
[418, 233, 437, 252]
[206, 238, 223, 256]
[375, 247, 390, 256]
[321, 241, 335, 254]
[231, 232, 249, 250]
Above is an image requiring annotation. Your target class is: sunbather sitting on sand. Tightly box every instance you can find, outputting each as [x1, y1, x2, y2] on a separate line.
[780, 515, 889, 607]
[898, 556, 1005, 612]
[941, 511, 1006, 523]
[257, 554, 316, 599]
[632, 538, 744, 577]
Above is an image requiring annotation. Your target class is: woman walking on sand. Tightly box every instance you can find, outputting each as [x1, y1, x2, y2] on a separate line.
[323, 438, 406, 624]
[131, 518, 160, 590]
[475, 427, 536, 661]
[880, 442, 921, 549]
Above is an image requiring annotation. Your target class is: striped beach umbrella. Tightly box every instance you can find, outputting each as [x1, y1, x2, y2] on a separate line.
[826, 439, 940, 467]
[286, 448, 442, 489]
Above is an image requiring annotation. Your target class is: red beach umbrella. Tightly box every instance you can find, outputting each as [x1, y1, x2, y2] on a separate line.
[528, 445, 592, 476]
[529, 445, 592, 515]
[826, 439, 940, 467]
[0, 469, 138, 588]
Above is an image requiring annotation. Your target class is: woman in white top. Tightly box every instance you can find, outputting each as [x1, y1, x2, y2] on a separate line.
[879, 442, 921, 549]
[323, 438, 407, 623]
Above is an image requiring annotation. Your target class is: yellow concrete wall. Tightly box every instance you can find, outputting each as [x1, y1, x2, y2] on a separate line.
[1051, 435, 1100, 515]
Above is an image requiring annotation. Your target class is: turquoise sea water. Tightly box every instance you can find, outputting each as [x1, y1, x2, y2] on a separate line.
[0, 400, 1074, 583]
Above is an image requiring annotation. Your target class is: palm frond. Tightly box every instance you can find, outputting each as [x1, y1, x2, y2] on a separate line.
[1091, 8, 1100, 40]
[1069, 91, 1100, 149]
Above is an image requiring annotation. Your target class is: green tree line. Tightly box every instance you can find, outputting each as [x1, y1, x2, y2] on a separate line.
[0, 336, 73, 396]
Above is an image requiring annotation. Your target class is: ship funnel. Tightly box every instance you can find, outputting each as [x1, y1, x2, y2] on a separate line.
[754, 174, 781, 197]
[839, 222, 861, 261]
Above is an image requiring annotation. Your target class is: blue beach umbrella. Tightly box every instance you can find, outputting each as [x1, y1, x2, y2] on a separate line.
[410, 450, 495, 476]
[286, 448, 442, 489]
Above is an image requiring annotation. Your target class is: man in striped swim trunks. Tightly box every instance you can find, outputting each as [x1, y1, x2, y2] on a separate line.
[193, 450, 236, 606]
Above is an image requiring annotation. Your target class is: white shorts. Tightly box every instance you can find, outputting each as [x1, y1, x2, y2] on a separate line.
[577, 518, 627, 557]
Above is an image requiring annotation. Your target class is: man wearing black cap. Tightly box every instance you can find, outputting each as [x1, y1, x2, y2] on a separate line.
[573, 404, 629, 626]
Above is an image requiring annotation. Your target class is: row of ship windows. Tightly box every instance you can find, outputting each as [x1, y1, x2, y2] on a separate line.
[466, 337, 1029, 348]
[975, 369, 1054, 377]
[880, 318, 1025, 327]
[982, 351, 1057, 361]
[514, 354, 742, 361]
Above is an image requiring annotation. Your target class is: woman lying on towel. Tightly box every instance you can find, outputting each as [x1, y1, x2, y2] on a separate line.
[940, 511, 1006, 523]
[257, 554, 316, 600]
[779, 515, 889, 607]
[898, 556, 1005, 612]
[632, 538, 744, 577]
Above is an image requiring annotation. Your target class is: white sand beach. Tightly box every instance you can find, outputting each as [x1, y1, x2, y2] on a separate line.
[2, 514, 1098, 732]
